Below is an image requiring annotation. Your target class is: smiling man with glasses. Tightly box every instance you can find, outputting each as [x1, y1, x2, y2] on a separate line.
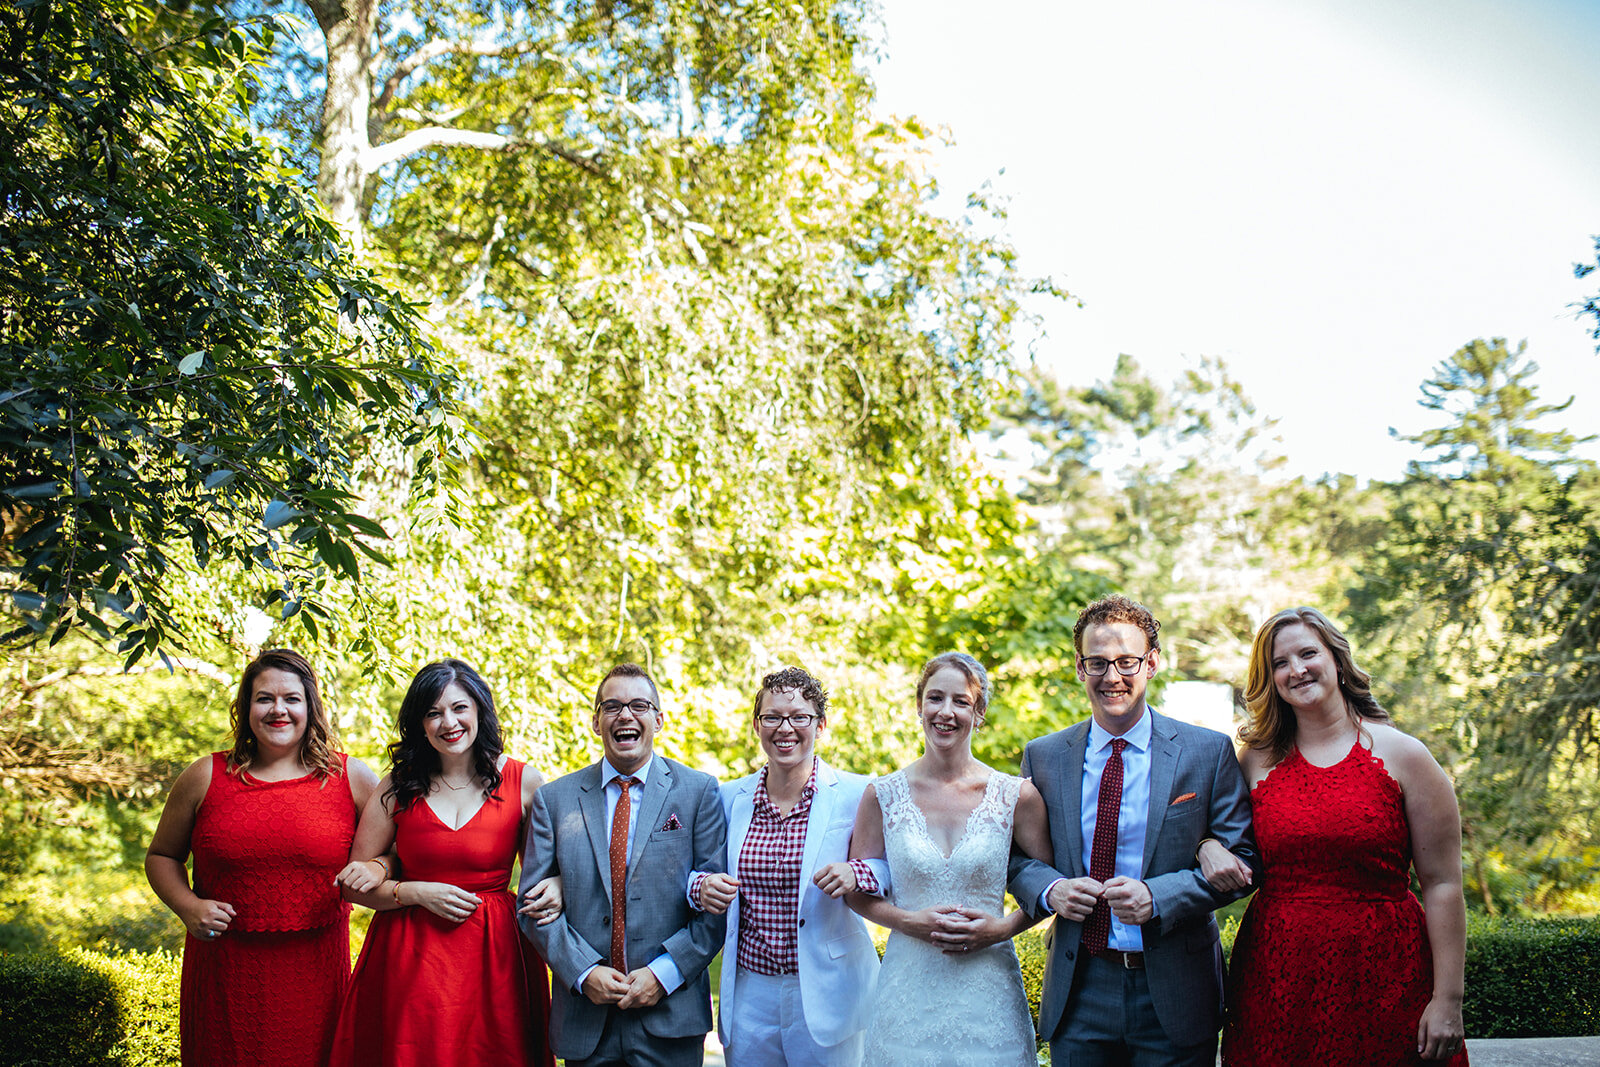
[519, 663, 728, 1067]
[1008, 594, 1259, 1067]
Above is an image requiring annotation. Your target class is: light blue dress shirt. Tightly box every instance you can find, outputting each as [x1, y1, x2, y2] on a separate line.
[573, 755, 685, 993]
[1079, 708, 1154, 952]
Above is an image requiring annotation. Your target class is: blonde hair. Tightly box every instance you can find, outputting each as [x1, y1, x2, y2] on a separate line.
[1240, 607, 1388, 763]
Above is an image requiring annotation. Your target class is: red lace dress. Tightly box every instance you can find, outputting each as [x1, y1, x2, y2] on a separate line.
[181, 752, 359, 1067]
[328, 758, 553, 1067]
[1221, 742, 1469, 1066]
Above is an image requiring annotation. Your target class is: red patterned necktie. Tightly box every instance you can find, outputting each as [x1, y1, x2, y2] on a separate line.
[609, 775, 638, 972]
[1083, 738, 1127, 954]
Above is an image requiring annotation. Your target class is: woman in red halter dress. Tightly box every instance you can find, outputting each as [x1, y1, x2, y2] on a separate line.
[146, 649, 378, 1067]
[1205, 608, 1469, 1066]
[329, 659, 559, 1067]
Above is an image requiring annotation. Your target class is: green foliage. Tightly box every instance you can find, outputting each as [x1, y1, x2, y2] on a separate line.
[998, 355, 1338, 684]
[0, 0, 462, 660]
[0, 947, 179, 1067]
[1463, 915, 1600, 1037]
[1343, 339, 1600, 902]
[0, 868, 181, 957]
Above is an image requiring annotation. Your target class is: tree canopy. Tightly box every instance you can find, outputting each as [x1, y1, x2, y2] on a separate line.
[0, 0, 461, 664]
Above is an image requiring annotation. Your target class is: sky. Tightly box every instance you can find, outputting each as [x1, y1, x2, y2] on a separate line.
[870, 0, 1600, 481]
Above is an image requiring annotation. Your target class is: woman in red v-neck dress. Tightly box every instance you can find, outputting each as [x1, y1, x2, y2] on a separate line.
[329, 660, 560, 1067]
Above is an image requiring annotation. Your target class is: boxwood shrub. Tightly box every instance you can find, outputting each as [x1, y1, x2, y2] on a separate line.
[3, 913, 1595, 1062]
[1462, 915, 1600, 1038]
[0, 948, 178, 1067]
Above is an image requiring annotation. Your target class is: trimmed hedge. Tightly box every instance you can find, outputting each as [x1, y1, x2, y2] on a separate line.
[0, 948, 179, 1067]
[5, 915, 1596, 1061]
[1463, 916, 1600, 1038]
[1017, 914, 1599, 1041]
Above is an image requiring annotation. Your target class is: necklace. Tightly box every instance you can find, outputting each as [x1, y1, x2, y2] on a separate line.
[439, 775, 474, 792]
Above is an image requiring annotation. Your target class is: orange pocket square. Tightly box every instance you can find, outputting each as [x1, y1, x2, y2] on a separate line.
[1169, 792, 1196, 805]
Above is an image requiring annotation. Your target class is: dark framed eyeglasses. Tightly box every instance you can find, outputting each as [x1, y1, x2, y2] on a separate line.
[597, 698, 658, 718]
[756, 712, 816, 729]
[1079, 652, 1151, 677]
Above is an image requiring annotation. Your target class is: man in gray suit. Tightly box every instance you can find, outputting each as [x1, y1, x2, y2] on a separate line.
[1009, 594, 1257, 1066]
[519, 663, 727, 1067]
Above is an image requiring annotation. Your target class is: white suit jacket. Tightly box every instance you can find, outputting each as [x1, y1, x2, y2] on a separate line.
[716, 758, 880, 1050]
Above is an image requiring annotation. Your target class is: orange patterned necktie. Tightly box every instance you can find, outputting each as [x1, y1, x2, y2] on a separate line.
[1083, 738, 1127, 954]
[609, 775, 638, 971]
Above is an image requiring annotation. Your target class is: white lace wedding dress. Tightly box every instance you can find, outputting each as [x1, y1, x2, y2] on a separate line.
[860, 769, 1037, 1067]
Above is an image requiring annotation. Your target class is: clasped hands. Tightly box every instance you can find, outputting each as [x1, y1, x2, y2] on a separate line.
[1047, 875, 1155, 926]
[914, 905, 1011, 955]
[581, 964, 666, 1009]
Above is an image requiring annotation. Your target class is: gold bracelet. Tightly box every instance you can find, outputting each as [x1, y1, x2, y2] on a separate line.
[391, 881, 403, 906]
[370, 857, 390, 879]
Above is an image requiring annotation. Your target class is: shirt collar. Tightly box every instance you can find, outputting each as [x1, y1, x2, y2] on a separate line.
[600, 755, 653, 787]
[755, 757, 818, 812]
[1088, 705, 1153, 755]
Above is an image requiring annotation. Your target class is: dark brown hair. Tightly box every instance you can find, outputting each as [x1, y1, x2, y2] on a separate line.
[750, 665, 829, 722]
[227, 649, 339, 780]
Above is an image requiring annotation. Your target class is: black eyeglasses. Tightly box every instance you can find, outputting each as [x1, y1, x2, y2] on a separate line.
[597, 699, 658, 718]
[757, 713, 816, 729]
[1079, 652, 1151, 677]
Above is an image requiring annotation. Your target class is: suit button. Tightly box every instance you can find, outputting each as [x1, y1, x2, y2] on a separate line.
[602, 915, 610, 926]
[798, 919, 806, 927]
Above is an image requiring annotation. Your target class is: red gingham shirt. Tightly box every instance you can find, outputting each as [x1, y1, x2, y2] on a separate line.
[735, 762, 818, 975]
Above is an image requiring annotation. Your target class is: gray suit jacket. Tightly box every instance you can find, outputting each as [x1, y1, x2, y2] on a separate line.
[519, 756, 728, 1060]
[1008, 709, 1257, 1048]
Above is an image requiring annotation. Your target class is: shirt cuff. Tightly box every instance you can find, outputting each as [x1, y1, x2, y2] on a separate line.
[848, 858, 885, 897]
[648, 952, 684, 994]
[687, 870, 710, 911]
[574, 962, 599, 994]
[1040, 877, 1065, 916]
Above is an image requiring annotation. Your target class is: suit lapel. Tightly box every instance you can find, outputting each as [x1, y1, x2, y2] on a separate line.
[627, 758, 672, 880]
[1143, 711, 1180, 875]
[797, 760, 837, 916]
[1059, 724, 1090, 877]
[579, 763, 613, 899]
[729, 773, 758, 868]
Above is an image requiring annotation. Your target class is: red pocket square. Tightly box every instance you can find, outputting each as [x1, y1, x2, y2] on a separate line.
[660, 813, 683, 831]
[1170, 792, 1196, 805]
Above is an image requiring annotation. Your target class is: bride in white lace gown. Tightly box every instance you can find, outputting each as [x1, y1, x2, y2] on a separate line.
[848, 653, 1053, 1067]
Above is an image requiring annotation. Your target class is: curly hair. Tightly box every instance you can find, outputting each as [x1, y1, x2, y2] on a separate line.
[750, 665, 830, 722]
[384, 659, 504, 812]
[1072, 594, 1161, 656]
[1239, 607, 1389, 763]
[227, 649, 340, 781]
[916, 652, 992, 722]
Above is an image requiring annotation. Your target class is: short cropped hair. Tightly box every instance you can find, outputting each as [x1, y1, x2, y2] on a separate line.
[594, 663, 660, 708]
[750, 665, 829, 722]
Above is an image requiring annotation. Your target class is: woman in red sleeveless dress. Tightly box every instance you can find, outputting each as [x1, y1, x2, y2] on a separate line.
[328, 659, 558, 1067]
[146, 649, 379, 1067]
[1206, 608, 1469, 1065]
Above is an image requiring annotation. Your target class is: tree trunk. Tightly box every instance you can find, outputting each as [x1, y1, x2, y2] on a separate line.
[306, 0, 376, 246]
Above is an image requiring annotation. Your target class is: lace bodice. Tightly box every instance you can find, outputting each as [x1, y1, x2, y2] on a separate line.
[862, 768, 1035, 1067]
[876, 769, 1020, 915]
